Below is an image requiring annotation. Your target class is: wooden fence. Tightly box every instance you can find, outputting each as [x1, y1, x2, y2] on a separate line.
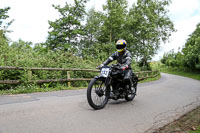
[0, 66, 159, 86]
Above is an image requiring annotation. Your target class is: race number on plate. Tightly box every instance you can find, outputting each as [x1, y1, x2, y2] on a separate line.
[101, 68, 109, 77]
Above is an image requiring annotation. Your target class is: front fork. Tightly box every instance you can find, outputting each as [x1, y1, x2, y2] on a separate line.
[95, 76, 111, 98]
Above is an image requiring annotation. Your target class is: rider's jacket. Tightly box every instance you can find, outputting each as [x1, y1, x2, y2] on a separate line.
[103, 50, 132, 68]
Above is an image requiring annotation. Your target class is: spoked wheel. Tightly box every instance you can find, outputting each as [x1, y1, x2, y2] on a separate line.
[87, 78, 110, 110]
[125, 82, 137, 101]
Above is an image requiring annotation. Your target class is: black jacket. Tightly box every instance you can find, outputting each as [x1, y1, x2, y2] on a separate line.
[103, 50, 132, 68]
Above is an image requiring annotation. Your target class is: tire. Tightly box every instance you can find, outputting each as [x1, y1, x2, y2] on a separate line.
[125, 81, 137, 101]
[87, 78, 110, 110]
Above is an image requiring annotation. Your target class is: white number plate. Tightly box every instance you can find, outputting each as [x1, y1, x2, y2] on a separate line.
[101, 68, 110, 77]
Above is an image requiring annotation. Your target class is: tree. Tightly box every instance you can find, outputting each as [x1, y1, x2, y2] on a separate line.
[0, 7, 12, 29]
[46, 0, 88, 51]
[126, 0, 175, 69]
[82, 8, 103, 48]
[0, 7, 13, 46]
[182, 23, 200, 70]
[81, 0, 128, 59]
[98, 0, 128, 43]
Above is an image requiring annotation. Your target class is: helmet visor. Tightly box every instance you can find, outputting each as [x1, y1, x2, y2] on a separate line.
[116, 44, 126, 50]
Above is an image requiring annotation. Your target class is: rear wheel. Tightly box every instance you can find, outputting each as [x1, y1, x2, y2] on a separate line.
[87, 78, 110, 110]
[125, 81, 137, 101]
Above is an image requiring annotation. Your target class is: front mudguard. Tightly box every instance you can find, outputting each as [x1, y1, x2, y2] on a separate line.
[94, 75, 105, 80]
[94, 75, 111, 85]
[94, 76, 111, 98]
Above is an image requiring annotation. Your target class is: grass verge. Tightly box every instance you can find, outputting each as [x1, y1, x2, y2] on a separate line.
[162, 67, 200, 80]
[0, 85, 86, 95]
[139, 74, 161, 83]
[154, 106, 200, 133]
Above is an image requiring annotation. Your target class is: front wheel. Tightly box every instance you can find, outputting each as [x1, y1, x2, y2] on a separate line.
[87, 78, 110, 110]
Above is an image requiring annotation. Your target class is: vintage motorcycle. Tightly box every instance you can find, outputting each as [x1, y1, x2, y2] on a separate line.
[87, 64, 138, 110]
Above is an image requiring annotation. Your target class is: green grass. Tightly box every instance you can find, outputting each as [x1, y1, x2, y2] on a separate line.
[0, 84, 86, 95]
[161, 67, 200, 80]
[139, 74, 161, 83]
[189, 126, 200, 133]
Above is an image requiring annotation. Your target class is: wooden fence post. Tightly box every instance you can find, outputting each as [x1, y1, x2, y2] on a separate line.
[143, 72, 145, 79]
[28, 70, 32, 82]
[67, 71, 71, 87]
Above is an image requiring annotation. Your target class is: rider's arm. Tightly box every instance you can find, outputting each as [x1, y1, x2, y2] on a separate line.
[102, 52, 116, 66]
[124, 51, 132, 67]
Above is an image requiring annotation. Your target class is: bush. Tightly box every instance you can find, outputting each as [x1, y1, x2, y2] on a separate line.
[0, 40, 143, 90]
[0, 40, 99, 89]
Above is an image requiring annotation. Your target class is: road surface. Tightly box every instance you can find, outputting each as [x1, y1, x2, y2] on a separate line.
[0, 73, 200, 133]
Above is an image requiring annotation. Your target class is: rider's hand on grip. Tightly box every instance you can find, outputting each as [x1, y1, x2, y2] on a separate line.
[121, 65, 128, 71]
[97, 64, 104, 69]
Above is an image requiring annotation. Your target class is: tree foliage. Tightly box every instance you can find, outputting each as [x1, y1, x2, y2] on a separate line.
[0, 7, 12, 29]
[182, 23, 200, 70]
[126, 0, 175, 68]
[83, 8, 102, 47]
[45, 0, 174, 68]
[161, 23, 200, 71]
[46, 0, 88, 52]
[100, 0, 128, 43]
[0, 7, 13, 47]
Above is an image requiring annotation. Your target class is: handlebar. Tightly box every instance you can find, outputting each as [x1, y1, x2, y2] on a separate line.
[111, 64, 121, 70]
[97, 64, 128, 70]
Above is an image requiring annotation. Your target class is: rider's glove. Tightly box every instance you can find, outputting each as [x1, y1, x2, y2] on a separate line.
[97, 64, 104, 69]
[121, 65, 128, 71]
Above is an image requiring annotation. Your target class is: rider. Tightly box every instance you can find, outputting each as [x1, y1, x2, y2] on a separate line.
[99, 39, 133, 88]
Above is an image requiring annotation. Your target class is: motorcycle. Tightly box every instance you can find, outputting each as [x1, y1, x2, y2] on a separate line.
[87, 64, 138, 110]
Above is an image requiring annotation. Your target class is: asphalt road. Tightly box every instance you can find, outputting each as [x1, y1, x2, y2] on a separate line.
[0, 73, 200, 133]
